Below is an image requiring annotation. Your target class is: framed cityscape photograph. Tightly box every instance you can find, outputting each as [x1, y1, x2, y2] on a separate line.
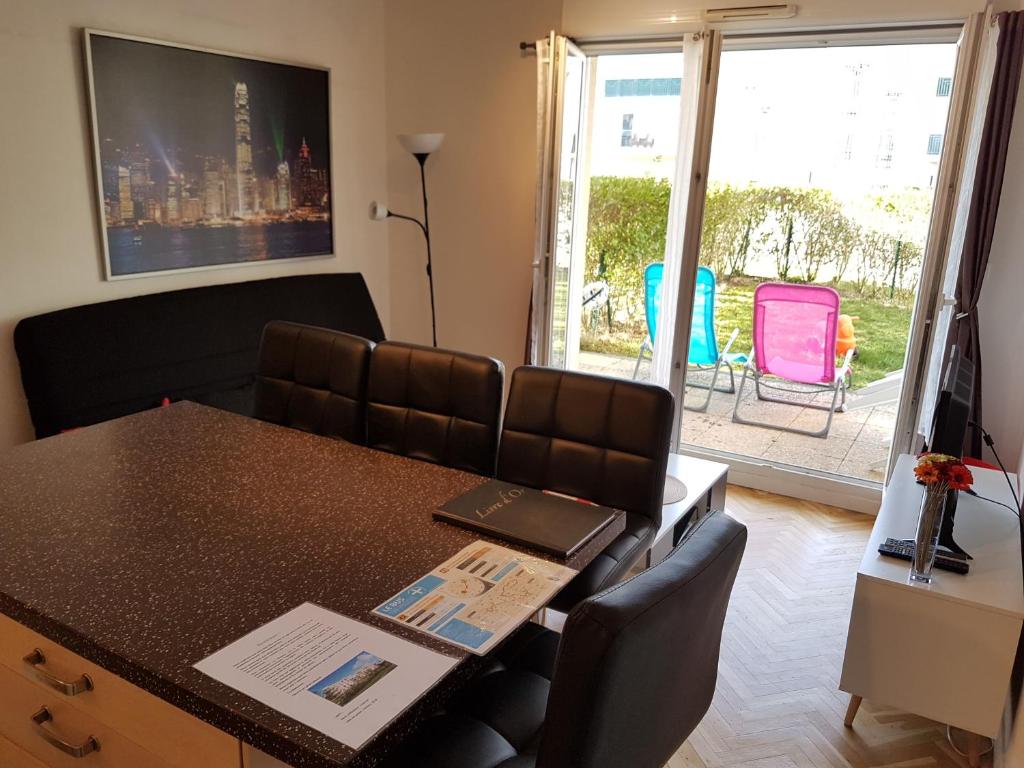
[84, 30, 334, 280]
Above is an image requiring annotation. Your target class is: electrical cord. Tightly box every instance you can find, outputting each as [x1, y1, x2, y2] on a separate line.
[969, 420, 1022, 514]
[967, 420, 1024, 596]
[963, 488, 1022, 517]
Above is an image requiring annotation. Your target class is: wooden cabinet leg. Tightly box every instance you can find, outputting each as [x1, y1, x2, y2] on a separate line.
[965, 731, 981, 768]
[843, 694, 862, 728]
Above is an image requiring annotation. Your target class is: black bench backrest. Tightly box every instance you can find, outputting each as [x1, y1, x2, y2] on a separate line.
[14, 273, 384, 438]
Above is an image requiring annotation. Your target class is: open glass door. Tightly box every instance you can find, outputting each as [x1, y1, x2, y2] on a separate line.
[677, 29, 964, 498]
[544, 38, 590, 369]
[536, 34, 720, 402]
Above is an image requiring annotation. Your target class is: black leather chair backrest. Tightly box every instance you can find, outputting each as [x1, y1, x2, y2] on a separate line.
[253, 321, 374, 444]
[14, 273, 384, 437]
[497, 366, 674, 528]
[538, 511, 747, 768]
[366, 341, 504, 475]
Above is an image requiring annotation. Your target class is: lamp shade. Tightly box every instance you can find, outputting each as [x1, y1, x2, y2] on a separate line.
[398, 133, 445, 155]
[369, 201, 389, 221]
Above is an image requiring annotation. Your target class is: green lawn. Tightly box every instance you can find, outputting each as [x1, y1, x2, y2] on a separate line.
[581, 278, 913, 390]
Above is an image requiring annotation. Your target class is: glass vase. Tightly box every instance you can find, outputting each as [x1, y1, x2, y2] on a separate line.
[911, 486, 946, 583]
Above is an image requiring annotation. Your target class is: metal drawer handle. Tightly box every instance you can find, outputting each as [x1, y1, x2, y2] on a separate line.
[23, 649, 93, 696]
[30, 706, 100, 758]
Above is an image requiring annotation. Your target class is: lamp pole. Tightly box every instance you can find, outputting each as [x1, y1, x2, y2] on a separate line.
[414, 152, 437, 348]
[369, 133, 444, 348]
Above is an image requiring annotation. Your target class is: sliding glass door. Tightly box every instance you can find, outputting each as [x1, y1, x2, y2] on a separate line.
[535, 22, 982, 501]
[679, 39, 960, 485]
[547, 50, 686, 379]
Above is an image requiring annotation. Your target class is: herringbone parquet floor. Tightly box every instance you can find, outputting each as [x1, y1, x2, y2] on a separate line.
[668, 486, 979, 768]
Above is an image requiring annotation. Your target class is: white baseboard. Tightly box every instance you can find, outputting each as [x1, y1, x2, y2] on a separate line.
[677, 446, 882, 514]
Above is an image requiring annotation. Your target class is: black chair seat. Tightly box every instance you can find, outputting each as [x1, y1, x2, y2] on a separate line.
[394, 624, 557, 768]
[549, 513, 656, 612]
[390, 512, 747, 768]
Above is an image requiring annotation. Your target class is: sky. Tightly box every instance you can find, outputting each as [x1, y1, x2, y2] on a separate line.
[590, 43, 957, 194]
[89, 33, 331, 178]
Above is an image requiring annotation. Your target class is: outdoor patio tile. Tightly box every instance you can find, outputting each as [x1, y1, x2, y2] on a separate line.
[837, 441, 892, 482]
[787, 409, 865, 439]
[764, 443, 845, 474]
[834, 403, 874, 425]
[680, 413, 716, 442]
[857, 422, 895, 446]
[771, 431, 854, 460]
[864, 405, 900, 429]
[692, 421, 780, 458]
[696, 393, 737, 417]
[731, 396, 804, 428]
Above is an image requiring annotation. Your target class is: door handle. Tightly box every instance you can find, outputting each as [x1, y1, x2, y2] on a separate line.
[30, 706, 100, 758]
[23, 649, 93, 696]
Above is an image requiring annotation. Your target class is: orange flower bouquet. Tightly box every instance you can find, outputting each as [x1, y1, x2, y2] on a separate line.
[913, 453, 974, 492]
[910, 453, 972, 583]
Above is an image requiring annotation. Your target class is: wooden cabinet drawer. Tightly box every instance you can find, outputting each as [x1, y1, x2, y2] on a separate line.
[0, 662, 178, 768]
[0, 613, 238, 768]
[0, 731, 48, 768]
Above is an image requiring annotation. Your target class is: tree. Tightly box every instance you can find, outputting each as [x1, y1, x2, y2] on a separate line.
[585, 176, 671, 330]
[793, 190, 859, 284]
[759, 187, 805, 281]
[700, 184, 770, 277]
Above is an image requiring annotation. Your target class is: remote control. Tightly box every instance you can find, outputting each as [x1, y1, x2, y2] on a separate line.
[878, 537, 970, 575]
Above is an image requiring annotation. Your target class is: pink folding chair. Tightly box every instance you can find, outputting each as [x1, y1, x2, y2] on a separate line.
[732, 283, 854, 438]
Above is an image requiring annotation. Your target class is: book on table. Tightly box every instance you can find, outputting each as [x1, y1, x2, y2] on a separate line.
[433, 479, 619, 558]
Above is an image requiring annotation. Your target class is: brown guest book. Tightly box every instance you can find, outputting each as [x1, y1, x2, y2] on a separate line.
[433, 480, 619, 558]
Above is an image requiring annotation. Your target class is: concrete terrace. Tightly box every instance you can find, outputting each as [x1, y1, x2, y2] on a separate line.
[579, 351, 895, 483]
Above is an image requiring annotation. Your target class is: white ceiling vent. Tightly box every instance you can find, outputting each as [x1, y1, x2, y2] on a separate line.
[703, 4, 798, 22]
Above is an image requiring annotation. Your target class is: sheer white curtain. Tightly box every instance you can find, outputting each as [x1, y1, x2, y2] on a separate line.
[651, 33, 713, 390]
[917, 14, 999, 438]
[528, 34, 555, 365]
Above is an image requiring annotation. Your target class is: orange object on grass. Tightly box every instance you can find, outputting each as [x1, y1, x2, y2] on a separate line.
[836, 314, 859, 356]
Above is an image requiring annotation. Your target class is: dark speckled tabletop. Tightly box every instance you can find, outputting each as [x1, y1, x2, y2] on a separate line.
[0, 401, 625, 767]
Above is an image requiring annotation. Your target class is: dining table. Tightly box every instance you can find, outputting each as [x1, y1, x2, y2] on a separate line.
[0, 401, 626, 768]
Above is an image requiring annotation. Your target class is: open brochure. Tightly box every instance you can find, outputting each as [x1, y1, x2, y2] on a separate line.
[373, 540, 577, 655]
[194, 603, 457, 749]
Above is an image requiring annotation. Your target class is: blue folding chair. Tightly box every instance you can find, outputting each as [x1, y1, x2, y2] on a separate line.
[633, 264, 744, 413]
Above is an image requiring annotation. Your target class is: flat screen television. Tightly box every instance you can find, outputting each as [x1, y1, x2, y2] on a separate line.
[927, 345, 975, 458]
[925, 345, 976, 556]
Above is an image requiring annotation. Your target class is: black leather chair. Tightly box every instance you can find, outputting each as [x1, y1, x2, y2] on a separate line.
[497, 367, 674, 610]
[366, 341, 504, 476]
[252, 321, 374, 444]
[389, 511, 747, 768]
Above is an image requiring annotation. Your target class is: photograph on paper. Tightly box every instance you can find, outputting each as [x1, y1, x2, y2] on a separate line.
[309, 651, 397, 709]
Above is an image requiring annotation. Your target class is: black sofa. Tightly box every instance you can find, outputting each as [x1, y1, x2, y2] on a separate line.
[14, 273, 385, 439]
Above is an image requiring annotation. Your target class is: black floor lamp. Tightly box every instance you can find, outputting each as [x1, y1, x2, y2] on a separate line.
[370, 132, 444, 347]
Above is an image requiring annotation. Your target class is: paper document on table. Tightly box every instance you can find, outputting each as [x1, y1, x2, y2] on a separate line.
[194, 603, 457, 749]
[373, 540, 577, 655]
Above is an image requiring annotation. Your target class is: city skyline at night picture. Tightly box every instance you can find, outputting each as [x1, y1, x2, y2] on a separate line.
[85, 30, 334, 278]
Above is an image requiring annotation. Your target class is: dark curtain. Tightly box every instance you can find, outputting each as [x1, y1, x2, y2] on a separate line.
[950, 11, 1024, 457]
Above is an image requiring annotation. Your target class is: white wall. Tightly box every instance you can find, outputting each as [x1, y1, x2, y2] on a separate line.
[383, 0, 562, 372]
[562, 0, 986, 38]
[979, 72, 1024, 474]
[0, 0, 390, 450]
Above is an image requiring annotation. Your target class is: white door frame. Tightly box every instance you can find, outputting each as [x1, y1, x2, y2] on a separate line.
[535, 23, 978, 512]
